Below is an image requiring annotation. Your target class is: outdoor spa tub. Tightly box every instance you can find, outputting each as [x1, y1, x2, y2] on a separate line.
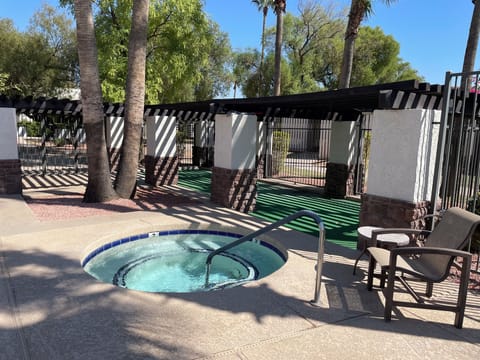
[82, 229, 287, 293]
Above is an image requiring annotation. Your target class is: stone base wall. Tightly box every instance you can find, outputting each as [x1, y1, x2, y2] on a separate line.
[192, 146, 213, 167]
[211, 167, 257, 213]
[145, 156, 178, 186]
[359, 193, 430, 229]
[256, 154, 266, 179]
[325, 162, 355, 198]
[0, 159, 22, 194]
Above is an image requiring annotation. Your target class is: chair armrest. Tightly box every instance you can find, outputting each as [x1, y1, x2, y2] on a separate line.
[389, 246, 472, 259]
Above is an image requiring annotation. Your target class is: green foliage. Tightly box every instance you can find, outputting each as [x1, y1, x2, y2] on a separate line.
[94, 0, 232, 103]
[17, 120, 41, 137]
[234, 2, 423, 96]
[271, 130, 290, 175]
[0, 5, 78, 97]
[350, 26, 423, 86]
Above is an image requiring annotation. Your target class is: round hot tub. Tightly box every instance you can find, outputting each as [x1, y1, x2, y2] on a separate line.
[82, 229, 286, 293]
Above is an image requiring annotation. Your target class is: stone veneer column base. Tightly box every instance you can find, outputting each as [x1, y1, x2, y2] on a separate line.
[145, 155, 178, 186]
[360, 193, 430, 229]
[0, 159, 22, 194]
[358, 194, 430, 250]
[256, 154, 266, 179]
[325, 162, 355, 198]
[211, 167, 257, 213]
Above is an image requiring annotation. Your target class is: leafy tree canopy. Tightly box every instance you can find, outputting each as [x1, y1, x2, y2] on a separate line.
[0, 5, 77, 97]
[92, 0, 232, 103]
[233, 1, 422, 97]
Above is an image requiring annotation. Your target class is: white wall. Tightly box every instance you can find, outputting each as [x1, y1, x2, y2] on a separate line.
[0, 108, 19, 160]
[367, 109, 440, 203]
[215, 112, 257, 170]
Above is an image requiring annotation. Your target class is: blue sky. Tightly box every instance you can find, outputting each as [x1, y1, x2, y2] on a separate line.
[2, 0, 477, 85]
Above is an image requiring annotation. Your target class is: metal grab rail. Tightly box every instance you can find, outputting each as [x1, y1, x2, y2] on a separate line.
[205, 209, 326, 306]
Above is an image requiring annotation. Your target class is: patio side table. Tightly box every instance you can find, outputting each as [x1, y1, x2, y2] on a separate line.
[352, 226, 410, 275]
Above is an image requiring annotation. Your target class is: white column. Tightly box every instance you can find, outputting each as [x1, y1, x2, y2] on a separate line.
[367, 109, 440, 203]
[211, 112, 258, 213]
[105, 116, 124, 149]
[0, 108, 22, 194]
[329, 121, 359, 166]
[1, 108, 19, 160]
[214, 112, 257, 170]
[146, 114, 177, 158]
[144, 114, 178, 186]
[360, 109, 441, 228]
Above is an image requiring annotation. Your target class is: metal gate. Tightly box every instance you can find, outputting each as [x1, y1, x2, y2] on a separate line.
[264, 115, 371, 192]
[265, 117, 332, 187]
[17, 112, 87, 175]
[431, 71, 480, 269]
[432, 71, 480, 212]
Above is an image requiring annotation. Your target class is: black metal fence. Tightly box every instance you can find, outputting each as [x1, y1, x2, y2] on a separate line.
[264, 115, 372, 193]
[432, 70, 480, 270]
[433, 71, 480, 212]
[17, 113, 87, 175]
[265, 117, 331, 187]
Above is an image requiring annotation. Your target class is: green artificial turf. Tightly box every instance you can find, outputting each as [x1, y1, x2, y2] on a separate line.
[178, 169, 359, 249]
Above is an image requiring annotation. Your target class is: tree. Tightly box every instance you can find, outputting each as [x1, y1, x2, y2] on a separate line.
[338, 0, 396, 89]
[252, 0, 274, 96]
[73, 0, 118, 202]
[348, 26, 421, 86]
[114, 0, 150, 199]
[282, 1, 345, 92]
[0, 5, 78, 97]
[273, 0, 286, 95]
[193, 22, 233, 100]
[94, 0, 230, 104]
[462, 0, 480, 90]
[234, 2, 420, 96]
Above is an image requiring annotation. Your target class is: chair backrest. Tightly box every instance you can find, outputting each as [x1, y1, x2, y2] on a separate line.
[419, 207, 480, 280]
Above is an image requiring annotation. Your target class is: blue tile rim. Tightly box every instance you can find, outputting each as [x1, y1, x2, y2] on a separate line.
[82, 229, 287, 268]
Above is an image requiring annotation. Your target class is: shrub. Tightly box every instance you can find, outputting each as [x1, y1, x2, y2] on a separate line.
[17, 120, 41, 137]
[271, 131, 290, 176]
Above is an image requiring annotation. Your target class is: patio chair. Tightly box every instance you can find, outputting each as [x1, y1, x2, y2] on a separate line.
[366, 207, 480, 328]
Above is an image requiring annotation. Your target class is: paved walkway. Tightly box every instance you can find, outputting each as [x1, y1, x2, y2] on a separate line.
[0, 185, 479, 359]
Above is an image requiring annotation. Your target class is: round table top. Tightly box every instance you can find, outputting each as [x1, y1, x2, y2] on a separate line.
[357, 226, 410, 246]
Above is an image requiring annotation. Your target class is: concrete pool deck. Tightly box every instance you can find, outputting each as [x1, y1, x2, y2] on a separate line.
[0, 186, 479, 359]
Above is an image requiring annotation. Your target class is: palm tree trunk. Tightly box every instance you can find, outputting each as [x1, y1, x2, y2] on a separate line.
[73, 0, 118, 203]
[259, 6, 268, 97]
[273, 0, 285, 96]
[115, 0, 150, 199]
[338, 0, 367, 89]
[462, 0, 480, 90]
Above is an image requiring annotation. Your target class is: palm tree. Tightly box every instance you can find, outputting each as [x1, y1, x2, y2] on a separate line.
[462, 0, 480, 90]
[73, 0, 118, 202]
[252, 0, 274, 96]
[114, 0, 150, 198]
[338, 0, 396, 89]
[273, 0, 286, 96]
